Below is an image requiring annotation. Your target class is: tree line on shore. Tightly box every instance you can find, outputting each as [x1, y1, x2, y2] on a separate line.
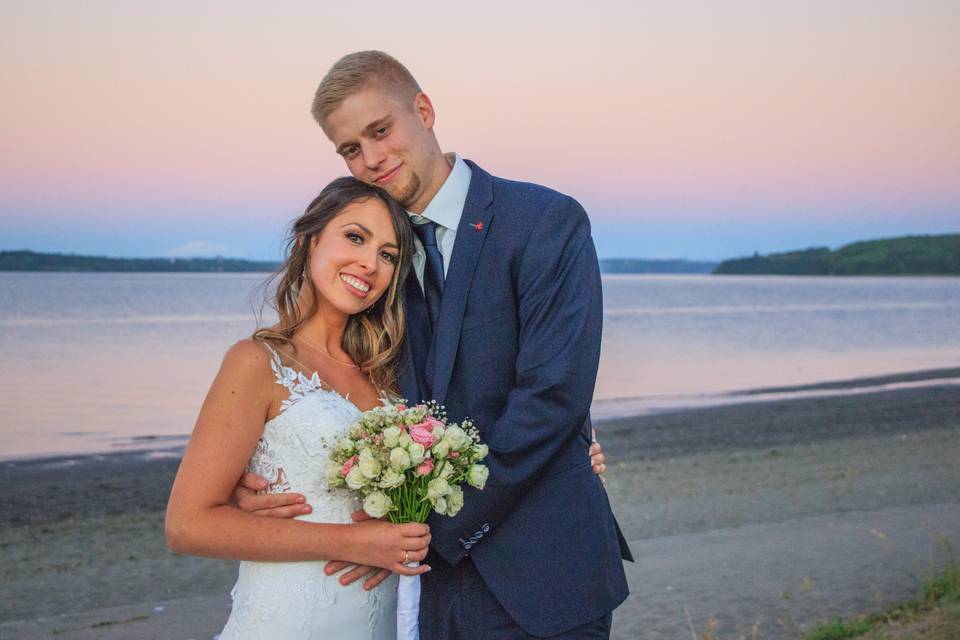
[713, 234, 960, 275]
[0, 250, 279, 272]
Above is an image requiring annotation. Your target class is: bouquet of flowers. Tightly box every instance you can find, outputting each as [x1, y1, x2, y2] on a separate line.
[326, 401, 488, 521]
[326, 402, 488, 640]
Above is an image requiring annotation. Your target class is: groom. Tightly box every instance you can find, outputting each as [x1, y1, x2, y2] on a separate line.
[240, 51, 631, 638]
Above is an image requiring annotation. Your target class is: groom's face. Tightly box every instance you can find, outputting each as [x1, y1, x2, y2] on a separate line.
[322, 87, 437, 212]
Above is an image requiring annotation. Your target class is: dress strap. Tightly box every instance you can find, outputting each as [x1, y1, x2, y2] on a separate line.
[259, 341, 298, 392]
[370, 378, 394, 406]
[258, 340, 335, 411]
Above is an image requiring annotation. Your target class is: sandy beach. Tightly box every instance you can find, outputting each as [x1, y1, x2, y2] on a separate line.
[1, 369, 959, 638]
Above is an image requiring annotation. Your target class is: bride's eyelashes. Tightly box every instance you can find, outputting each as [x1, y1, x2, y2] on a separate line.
[343, 230, 399, 265]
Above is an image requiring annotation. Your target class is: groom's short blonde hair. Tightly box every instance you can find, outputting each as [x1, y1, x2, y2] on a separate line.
[311, 51, 422, 126]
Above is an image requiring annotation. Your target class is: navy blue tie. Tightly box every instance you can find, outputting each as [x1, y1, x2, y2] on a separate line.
[412, 220, 444, 329]
[403, 269, 432, 399]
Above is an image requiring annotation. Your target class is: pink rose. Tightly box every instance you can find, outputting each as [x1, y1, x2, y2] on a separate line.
[409, 424, 436, 448]
[395, 404, 407, 411]
[448, 451, 460, 459]
[426, 417, 444, 431]
[416, 458, 434, 476]
[342, 455, 359, 476]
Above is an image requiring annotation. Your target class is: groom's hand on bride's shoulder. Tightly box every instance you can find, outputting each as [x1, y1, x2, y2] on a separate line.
[231, 472, 313, 518]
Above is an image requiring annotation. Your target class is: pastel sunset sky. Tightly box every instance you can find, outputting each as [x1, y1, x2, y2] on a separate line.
[2, 1, 958, 261]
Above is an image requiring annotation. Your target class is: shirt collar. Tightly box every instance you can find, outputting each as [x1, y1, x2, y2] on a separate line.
[412, 153, 471, 231]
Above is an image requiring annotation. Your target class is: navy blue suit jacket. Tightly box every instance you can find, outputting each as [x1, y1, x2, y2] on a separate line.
[398, 160, 631, 637]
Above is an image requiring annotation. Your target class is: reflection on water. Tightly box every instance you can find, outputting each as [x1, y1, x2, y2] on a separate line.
[1, 273, 959, 459]
[597, 275, 960, 399]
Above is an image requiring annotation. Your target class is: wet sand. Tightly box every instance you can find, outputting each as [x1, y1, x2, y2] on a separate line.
[1, 370, 958, 638]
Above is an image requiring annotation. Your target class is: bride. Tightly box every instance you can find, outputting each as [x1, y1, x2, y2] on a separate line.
[165, 176, 427, 639]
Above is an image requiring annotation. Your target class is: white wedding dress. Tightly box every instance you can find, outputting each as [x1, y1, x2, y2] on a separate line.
[218, 344, 398, 640]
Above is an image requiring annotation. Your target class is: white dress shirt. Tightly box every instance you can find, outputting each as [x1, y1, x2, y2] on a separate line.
[408, 153, 472, 288]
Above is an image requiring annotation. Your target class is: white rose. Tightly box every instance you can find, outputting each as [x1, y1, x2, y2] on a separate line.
[407, 442, 426, 465]
[382, 427, 402, 448]
[378, 468, 405, 489]
[345, 465, 368, 490]
[437, 460, 454, 479]
[389, 447, 412, 471]
[471, 443, 489, 460]
[446, 485, 464, 517]
[427, 477, 451, 501]
[431, 424, 445, 442]
[398, 433, 413, 448]
[432, 496, 448, 515]
[325, 461, 344, 487]
[336, 437, 355, 455]
[467, 464, 489, 490]
[358, 449, 382, 479]
[432, 440, 450, 459]
[363, 491, 393, 518]
[443, 426, 468, 451]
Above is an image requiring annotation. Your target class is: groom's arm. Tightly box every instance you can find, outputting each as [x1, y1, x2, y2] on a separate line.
[428, 194, 603, 567]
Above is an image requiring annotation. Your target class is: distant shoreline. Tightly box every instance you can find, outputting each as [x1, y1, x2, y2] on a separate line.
[4, 244, 959, 275]
[1, 251, 719, 275]
[0, 251, 721, 274]
[0, 250, 279, 273]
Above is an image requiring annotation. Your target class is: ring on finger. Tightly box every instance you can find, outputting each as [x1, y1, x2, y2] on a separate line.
[403, 550, 410, 564]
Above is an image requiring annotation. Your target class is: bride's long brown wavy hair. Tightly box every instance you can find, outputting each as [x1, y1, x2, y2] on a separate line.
[253, 177, 414, 393]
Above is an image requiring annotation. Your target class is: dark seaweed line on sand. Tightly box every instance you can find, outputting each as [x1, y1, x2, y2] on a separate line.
[599, 385, 960, 462]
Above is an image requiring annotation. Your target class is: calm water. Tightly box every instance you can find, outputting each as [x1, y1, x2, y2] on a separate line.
[2, 273, 959, 459]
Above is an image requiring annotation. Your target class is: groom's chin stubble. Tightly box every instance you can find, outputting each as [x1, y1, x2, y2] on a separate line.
[391, 174, 421, 209]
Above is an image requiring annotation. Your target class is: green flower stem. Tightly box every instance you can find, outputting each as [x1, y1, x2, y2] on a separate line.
[381, 452, 484, 523]
[386, 475, 431, 524]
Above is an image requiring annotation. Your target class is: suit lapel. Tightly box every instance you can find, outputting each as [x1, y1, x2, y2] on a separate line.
[428, 161, 494, 402]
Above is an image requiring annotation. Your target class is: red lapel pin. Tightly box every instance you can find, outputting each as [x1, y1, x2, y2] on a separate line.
[469, 221, 484, 231]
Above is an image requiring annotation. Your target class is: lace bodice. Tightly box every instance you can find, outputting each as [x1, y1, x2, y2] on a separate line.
[247, 348, 364, 521]
[219, 342, 397, 640]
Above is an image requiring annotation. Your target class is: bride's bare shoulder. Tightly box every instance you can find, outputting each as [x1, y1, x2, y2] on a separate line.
[218, 339, 276, 382]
